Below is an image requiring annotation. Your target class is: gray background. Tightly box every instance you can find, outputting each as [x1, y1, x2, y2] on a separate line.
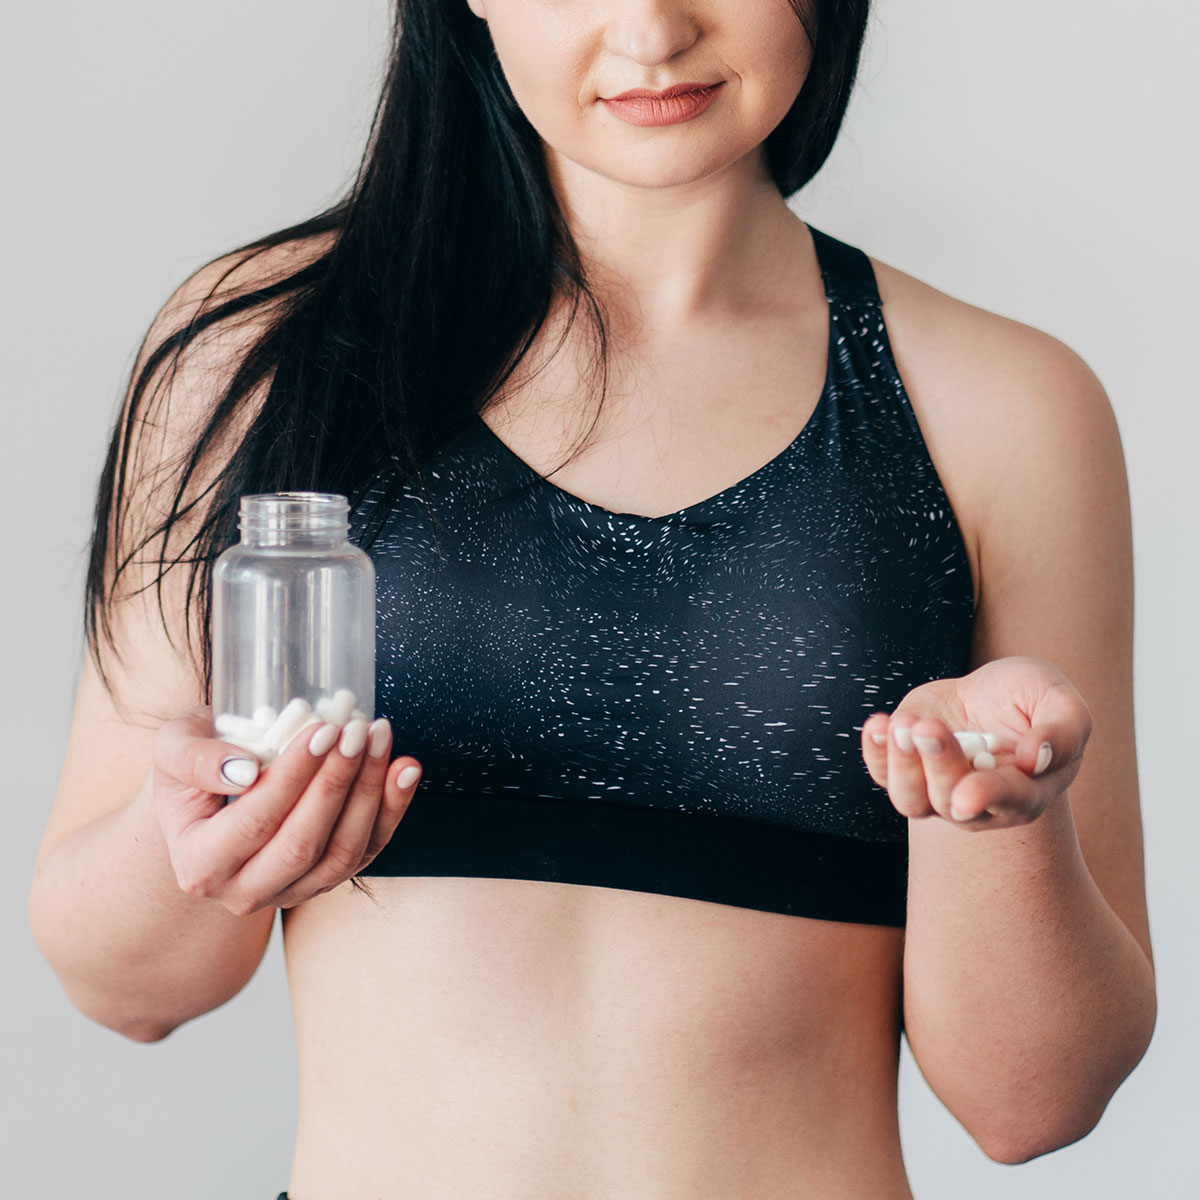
[4, 1, 1197, 1196]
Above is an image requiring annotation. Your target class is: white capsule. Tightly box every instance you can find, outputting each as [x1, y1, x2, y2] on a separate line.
[216, 713, 269, 745]
[252, 705, 279, 732]
[952, 731, 986, 758]
[279, 713, 324, 753]
[972, 751, 997, 770]
[263, 697, 313, 750]
[327, 688, 357, 725]
[244, 741, 277, 766]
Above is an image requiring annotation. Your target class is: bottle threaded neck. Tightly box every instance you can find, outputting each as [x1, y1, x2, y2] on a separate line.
[238, 492, 349, 547]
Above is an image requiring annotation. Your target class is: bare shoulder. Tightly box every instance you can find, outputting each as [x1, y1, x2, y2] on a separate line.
[865, 253, 1124, 608]
[128, 228, 340, 458]
[149, 228, 338, 351]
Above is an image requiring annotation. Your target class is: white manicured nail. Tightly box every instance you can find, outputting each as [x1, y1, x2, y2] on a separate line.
[982, 732, 999, 752]
[1034, 742, 1053, 775]
[397, 765, 421, 789]
[339, 718, 369, 758]
[367, 718, 391, 759]
[870, 732, 888, 746]
[893, 726, 914, 752]
[308, 722, 340, 757]
[950, 804, 973, 821]
[220, 756, 260, 788]
[972, 751, 996, 770]
[912, 735, 943, 756]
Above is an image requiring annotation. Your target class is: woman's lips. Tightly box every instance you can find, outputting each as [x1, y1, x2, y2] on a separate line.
[601, 82, 725, 127]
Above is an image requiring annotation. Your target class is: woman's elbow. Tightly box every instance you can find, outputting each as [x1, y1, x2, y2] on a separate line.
[978, 1000, 1157, 1164]
[60, 981, 180, 1044]
[976, 1109, 1102, 1165]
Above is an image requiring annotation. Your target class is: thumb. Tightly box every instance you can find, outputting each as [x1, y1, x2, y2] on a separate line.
[1018, 682, 1092, 781]
[155, 706, 263, 796]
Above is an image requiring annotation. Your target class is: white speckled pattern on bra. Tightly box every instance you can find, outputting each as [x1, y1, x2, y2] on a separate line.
[349, 225, 975, 926]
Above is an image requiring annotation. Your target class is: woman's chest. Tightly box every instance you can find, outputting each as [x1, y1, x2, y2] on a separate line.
[358, 390, 974, 848]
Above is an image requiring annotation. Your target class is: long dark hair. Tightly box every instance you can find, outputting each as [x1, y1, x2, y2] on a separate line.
[86, 0, 872, 699]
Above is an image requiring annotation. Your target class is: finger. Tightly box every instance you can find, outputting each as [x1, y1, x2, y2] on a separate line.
[232, 719, 375, 903]
[1012, 678, 1092, 776]
[274, 719, 396, 904]
[887, 711, 934, 818]
[154, 706, 264, 798]
[357, 754, 423, 871]
[861, 713, 891, 789]
[947, 763, 1045, 828]
[1015, 719, 1087, 788]
[910, 716, 974, 821]
[184, 722, 340, 883]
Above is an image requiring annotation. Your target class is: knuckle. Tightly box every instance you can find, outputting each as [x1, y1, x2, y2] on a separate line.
[176, 867, 216, 898]
[320, 751, 362, 785]
[223, 892, 262, 918]
[277, 834, 324, 873]
[235, 807, 278, 845]
[321, 837, 366, 877]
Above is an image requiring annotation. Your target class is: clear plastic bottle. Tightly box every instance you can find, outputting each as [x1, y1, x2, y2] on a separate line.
[210, 492, 375, 764]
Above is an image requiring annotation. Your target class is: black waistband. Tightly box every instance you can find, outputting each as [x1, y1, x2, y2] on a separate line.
[357, 791, 907, 927]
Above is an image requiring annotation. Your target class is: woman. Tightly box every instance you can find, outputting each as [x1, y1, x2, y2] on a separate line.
[29, 1, 1156, 1196]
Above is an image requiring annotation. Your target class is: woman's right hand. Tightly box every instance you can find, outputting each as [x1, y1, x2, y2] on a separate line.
[149, 707, 421, 915]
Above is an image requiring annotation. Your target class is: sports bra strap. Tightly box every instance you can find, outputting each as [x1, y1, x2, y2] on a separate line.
[809, 224, 882, 307]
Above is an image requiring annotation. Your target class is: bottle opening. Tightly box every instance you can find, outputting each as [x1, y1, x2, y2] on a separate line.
[239, 492, 349, 544]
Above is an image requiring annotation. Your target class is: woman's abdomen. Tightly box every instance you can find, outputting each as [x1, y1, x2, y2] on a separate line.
[280, 875, 912, 1200]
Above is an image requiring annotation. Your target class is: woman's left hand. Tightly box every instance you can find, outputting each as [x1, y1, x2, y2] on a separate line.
[861, 655, 1093, 830]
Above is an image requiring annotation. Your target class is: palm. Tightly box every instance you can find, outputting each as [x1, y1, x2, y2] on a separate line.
[861, 655, 1092, 827]
[903, 657, 1066, 754]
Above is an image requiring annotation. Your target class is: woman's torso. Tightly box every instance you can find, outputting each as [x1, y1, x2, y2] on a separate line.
[279, 221, 986, 1199]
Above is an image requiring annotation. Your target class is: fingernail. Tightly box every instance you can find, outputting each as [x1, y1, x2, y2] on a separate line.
[339, 718, 369, 758]
[367, 718, 391, 759]
[912, 735, 943, 756]
[893, 726, 914, 752]
[220, 756, 259, 789]
[870, 732, 888, 746]
[1034, 742, 1053, 775]
[397, 765, 421, 789]
[308, 723, 340, 757]
[950, 804, 973, 821]
[972, 751, 996, 770]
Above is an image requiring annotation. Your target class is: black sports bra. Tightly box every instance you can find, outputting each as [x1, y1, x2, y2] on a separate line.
[351, 225, 975, 927]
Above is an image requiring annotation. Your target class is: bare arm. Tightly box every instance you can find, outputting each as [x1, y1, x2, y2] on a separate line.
[28, 663, 278, 1042]
[26, 238, 419, 1041]
[26, 251, 291, 1040]
[871, 317, 1155, 1161]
